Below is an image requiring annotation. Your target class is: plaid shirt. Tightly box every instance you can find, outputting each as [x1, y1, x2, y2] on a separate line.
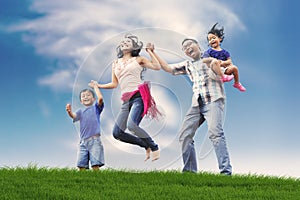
[171, 60, 225, 105]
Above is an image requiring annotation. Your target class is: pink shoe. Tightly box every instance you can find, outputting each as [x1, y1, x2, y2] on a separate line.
[233, 82, 246, 92]
[221, 74, 234, 82]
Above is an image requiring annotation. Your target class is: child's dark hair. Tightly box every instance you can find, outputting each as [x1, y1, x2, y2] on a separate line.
[116, 34, 143, 58]
[208, 23, 225, 42]
[79, 89, 95, 100]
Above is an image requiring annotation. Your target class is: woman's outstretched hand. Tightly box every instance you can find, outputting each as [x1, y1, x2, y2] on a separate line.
[88, 80, 98, 88]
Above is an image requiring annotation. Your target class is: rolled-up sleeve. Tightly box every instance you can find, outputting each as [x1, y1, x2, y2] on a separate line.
[170, 60, 189, 75]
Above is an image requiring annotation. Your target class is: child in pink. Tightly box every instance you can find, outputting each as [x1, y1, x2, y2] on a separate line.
[202, 23, 246, 92]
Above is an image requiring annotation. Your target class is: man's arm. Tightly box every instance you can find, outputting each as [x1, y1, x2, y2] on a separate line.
[151, 50, 173, 73]
[138, 45, 161, 70]
[146, 43, 188, 75]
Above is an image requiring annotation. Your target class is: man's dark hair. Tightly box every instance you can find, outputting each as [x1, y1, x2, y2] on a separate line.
[181, 38, 198, 46]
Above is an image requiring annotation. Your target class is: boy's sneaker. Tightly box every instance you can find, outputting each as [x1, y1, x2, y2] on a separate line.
[233, 82, 246, 92]
[221, 74, 234, 82]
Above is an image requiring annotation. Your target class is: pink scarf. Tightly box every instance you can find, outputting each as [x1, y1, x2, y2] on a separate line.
[121, 82, 162, 119]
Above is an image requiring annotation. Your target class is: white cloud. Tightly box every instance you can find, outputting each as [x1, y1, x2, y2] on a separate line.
[38, 69, 75, 91]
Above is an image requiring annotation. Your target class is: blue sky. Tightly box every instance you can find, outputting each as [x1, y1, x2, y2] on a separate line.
[1, 0, 300, 177]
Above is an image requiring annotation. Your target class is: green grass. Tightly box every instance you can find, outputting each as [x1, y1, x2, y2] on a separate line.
[0, 166, 299, 200]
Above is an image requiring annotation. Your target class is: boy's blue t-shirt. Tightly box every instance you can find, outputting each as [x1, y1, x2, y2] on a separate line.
[202, 48, 230, 61]
[73, 102, 104, 140]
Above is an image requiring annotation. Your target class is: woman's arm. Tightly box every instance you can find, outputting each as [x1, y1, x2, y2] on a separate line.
[201, 57, 214, 65]
[89, 64, 118, 89]
[137, 45, 161, 70]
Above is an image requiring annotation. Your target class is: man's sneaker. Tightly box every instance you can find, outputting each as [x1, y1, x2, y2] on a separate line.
[233, 82, 246, 92]
[221, 74, 234, 82]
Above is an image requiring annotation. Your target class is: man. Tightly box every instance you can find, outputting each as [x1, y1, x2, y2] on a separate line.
[148, 38, 232, 175]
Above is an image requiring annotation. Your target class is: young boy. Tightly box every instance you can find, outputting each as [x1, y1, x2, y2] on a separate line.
[66, 81, 105, 170]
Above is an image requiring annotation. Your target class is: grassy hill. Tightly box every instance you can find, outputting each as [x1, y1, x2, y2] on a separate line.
[0, 167, 299, 199]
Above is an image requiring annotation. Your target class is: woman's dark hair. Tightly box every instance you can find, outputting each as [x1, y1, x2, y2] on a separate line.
[116, 34, 143, 58]
[208, 23, 225, 42]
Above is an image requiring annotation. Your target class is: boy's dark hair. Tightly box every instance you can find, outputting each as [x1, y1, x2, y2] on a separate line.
[79, 89, 95, 100]
[116, 34, 143, 58]
[208, 23, 225, 42]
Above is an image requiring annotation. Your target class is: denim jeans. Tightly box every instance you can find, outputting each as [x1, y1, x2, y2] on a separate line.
[77, 135, 105, 169]
[179, 98, 232, 175]
[113, 96, 158, 151]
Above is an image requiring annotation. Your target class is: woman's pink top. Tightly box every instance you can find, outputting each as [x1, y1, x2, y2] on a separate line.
[113, 57, 143, 94]
[113, 57, 161, 119]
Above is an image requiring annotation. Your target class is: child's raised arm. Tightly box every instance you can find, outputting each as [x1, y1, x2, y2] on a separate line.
[90, 80, 103, 106]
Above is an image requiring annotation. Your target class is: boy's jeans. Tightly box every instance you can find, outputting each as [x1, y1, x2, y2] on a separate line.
[179, 98, 232, 175]
[113, 96, 158, 151]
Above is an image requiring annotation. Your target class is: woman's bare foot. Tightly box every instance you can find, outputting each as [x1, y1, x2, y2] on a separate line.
[145, 148, 151, 161]
[151, 149, 160, 161]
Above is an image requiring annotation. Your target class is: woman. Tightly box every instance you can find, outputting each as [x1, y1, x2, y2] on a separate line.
[90, 34, 161, 161]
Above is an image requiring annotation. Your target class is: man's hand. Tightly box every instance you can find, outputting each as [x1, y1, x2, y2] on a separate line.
[146, 43, 155, 52]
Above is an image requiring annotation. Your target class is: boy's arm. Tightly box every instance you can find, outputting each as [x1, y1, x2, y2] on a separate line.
[66, 104, 76, 119]
[91, 81, 104, 106]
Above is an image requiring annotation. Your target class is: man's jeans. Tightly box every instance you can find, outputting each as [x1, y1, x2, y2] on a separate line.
[113, 96, 158, 151]
[179, 98, 232, 175]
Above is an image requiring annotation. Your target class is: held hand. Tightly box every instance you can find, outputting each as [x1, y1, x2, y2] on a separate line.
[146, 43, 155, 52]
[88, 80, 98, 88]
[88, 82, 94, 88]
